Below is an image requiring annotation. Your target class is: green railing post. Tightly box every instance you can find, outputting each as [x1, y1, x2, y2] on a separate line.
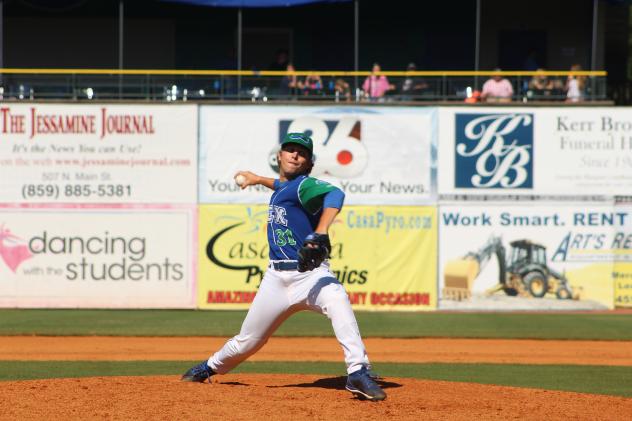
[145, 73, 150, 101]
[71, 73, 77, 100]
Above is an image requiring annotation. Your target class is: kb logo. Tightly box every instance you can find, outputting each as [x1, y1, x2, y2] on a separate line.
[271, 116, 367, 178]
[455, 113, 533, 189]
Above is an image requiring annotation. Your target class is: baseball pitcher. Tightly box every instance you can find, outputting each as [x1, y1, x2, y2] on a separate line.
[182, 132, 386, 401]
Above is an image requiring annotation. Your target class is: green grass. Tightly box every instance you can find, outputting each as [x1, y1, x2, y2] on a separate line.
[1, 361, 631, 397]
[1, 309, 631, 340]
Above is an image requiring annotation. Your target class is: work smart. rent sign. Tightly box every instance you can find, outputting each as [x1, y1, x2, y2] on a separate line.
[439, 107, 632, 196]
[438, 203, 631, 311]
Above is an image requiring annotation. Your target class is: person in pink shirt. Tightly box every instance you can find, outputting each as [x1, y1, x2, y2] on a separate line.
[362, 63, 394, 101]
[481, 68, 514, 102]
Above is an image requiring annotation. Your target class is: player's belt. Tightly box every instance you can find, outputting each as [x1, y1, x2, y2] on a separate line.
[270, 261, 299, 271]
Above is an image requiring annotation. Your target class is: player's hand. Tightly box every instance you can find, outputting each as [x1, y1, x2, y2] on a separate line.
[297, 233, 331, 272]
[234, 171, 258, 189]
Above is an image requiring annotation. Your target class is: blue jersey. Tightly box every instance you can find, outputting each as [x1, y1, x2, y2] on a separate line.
[267, 175, 339, 261]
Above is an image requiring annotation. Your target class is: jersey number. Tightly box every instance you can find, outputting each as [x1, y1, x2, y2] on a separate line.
[275, 229, 297, 246]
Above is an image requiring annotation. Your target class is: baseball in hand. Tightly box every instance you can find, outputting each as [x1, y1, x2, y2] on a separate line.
[234, 174, 246, 186]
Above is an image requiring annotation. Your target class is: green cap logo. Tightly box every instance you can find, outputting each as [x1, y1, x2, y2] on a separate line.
[281, 132, 313, 155]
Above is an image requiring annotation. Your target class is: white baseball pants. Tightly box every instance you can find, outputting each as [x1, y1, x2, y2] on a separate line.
[207, 262, 369, 375]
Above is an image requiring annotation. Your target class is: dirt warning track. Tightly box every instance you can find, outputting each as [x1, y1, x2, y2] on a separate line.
[2, 336, 632, 366]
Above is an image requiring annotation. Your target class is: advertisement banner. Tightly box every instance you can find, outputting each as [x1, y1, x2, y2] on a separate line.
[0, 205, 196, 308]
[438, 203, 627, 310]
[438, 107, 632, 196]
[199, 106, 436, 205]
[198, 205, 437, 311]
[614, 261, 632, 308]
[614, 203, 632, 308]
[0, 104, 197, 203]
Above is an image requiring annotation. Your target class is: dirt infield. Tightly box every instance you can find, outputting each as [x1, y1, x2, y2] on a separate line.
[2, 336, 632, 366]
[2, 374, 632, 420]
[2, 336, 632, 420]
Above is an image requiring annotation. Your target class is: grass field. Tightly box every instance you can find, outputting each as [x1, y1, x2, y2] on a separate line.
[2, 361, 631, 397]
[1, 309, 631, 339]
[2, 309, 631, 397]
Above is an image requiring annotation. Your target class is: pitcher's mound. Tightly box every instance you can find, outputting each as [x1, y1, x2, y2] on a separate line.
[1, 374, 630, 420]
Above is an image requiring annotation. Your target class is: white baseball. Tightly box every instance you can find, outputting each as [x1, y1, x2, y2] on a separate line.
[234, 174, 246, 186]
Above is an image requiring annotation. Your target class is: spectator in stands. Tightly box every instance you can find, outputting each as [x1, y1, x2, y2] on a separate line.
[362, 63, 394, 101]
[302, 72, 323, 96]
[334, 78, 351, 102]
[480, 68, 513, 102]
[528, 69, 556, 98]
[400, 62, 429, 100]
[565, 64, 585, 103]
[464, 89, 481, 103]
[280, 63, 302, 98]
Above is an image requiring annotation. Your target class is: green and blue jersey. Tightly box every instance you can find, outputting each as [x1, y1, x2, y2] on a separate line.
[267, 175, 344, 261]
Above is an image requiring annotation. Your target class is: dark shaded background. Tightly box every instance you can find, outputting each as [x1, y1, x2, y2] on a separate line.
[0, 0, 628, 85]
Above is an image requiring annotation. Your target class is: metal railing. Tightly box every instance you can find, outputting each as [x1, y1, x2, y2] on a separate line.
[0, 69, 608, 103]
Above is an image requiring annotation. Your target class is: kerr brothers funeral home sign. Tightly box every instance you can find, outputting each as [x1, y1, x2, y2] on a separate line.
[438, 107, 632, 196]
[0, 104, 197, 204]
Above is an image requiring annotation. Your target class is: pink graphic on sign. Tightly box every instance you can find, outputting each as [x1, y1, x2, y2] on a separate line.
[0, 224, 32, 272]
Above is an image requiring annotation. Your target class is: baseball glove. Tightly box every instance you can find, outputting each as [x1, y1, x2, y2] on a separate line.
[297, 233, 331, 272]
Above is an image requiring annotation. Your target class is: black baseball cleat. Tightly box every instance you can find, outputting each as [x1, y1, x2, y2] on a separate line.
[181, 361, 215, 383]
[345, 367, 387, 401]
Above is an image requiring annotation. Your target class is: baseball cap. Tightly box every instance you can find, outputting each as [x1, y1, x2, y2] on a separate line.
[281, 132, 313, 156]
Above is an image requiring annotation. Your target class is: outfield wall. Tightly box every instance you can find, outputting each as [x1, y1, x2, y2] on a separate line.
[0, 204, 197, 308]
[197, 204, 437, 311]
[438, 203, 632, 311]
[0, 104, 630, 309]
[198, 106, 436, 205]
[0, 104, 200, 308]
[0, 104, 198, 204]
[438, 107, 632, 195]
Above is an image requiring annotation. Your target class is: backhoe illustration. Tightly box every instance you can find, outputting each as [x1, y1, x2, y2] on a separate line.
[443, 236, 579, 301]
